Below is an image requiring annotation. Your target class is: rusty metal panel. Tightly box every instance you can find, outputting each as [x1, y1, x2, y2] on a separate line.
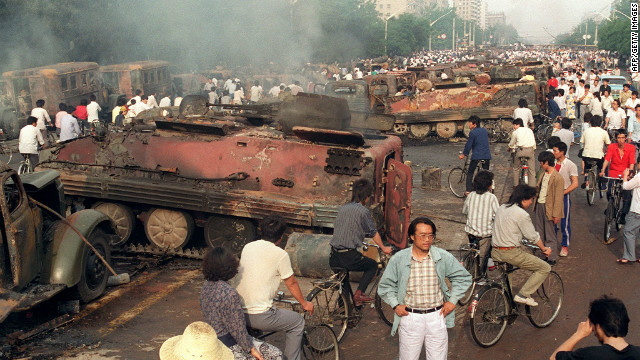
[384, 159, 411, 249]
[0, 289, 26, 323]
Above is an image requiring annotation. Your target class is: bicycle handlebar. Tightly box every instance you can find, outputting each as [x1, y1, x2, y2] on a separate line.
[600, 176, 623, 181]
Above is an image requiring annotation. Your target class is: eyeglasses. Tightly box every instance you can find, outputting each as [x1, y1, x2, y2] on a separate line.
[415, 233, 435, 240]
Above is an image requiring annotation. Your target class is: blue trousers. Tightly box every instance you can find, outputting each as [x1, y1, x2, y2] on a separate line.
[560, 194, 571, 247]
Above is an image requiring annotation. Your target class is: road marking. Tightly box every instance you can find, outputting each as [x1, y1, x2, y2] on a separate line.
[75, 271, 161, 322]
[98, 269, 200, 337]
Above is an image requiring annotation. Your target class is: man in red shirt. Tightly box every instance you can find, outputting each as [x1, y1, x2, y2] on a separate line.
[600, 129, 636, 243]
[72, 98, 88, 135]
[548, 74, 559, 90]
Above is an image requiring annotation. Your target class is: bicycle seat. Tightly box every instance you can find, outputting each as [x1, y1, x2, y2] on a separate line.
[492, 261, 515, 272]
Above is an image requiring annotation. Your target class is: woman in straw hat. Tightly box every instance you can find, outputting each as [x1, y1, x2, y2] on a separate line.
[200, 247, 283, 360]
[159, 321, 233, 360]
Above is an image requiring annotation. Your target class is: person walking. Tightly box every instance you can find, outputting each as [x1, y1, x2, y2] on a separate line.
[378, 217, 471, 360]
[618, 168, 640, 264]
[18, 116, 45, 167]
[552, 142, 579, 257]
[534, 151, 565, 265]
[458, 115, 491, 195]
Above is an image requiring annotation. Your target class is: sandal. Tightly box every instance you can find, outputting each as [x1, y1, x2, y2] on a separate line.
[603, 237, 617, 245]
[616, 258, 633, 264]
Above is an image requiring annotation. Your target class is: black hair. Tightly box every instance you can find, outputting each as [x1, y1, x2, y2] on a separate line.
[59, 102, 66, 111]
[561, 117, 572, 130]
[80, 98, 88, 106]
[27, 116, 37, 125]
[554, 141, 567, 155]
[557, 88, 565, 96]
[547, 135, 561, 149]
[538, 150, 555, 166]
[633, 91, 638, 97]
[408, 217, 437, 239]
[512, 118, 524, 127]
[473, 170, 494, 194]
[141, 95, 148, 100]
[613, 99, 620, 107]
[588, 296, 629, 338]
[202, 247, 239, 282]
[623, 83, 630, 88]
[36, 99, 45, 107]
[130, 99, 136, 105]
[258, 214, 287, 243]
[116, 96, 127, 107]
[616, 128, 628, 138]
[506, 185, 537, 208]
[351, 178, 373, 203]
[584, 112, 593, 124]
[518, 98, 528, 108]
[135, 89, 143, 95]
[468, 115, 480, 127]
[584, 84, 590, 89]
[592, 115, 603, 127]
[89, 94, 96, 101]
[593, 92, 601, 101]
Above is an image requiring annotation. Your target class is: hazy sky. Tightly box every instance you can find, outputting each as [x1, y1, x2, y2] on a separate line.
[484, 0, 616, 44]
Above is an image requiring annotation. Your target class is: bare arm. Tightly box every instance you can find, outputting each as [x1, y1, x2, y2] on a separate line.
[372, 232, 392, 254]
[550, 320, 593, 360]
[564, 175, 579, 195]
[283, 275, 314, 314]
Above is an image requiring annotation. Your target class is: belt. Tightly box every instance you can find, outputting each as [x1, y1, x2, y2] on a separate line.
[494, 246, 517, 250]
[331, 247, 353, 253]
[405, 305, 443, 314]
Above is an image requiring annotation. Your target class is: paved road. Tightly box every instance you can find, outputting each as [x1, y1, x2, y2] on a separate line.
[4, 140, 640, 359]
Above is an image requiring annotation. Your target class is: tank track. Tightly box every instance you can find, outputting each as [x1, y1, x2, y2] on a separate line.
[116, 243, 206, 260]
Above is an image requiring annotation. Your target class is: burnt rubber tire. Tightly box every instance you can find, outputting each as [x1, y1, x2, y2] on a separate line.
[74, 228, 111, 303]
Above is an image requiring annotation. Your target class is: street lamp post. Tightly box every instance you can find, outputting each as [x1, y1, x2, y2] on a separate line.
[428, 9, 453, 51]
[384, 2, 414, 56]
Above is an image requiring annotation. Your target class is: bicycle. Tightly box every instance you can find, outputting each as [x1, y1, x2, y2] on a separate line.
[583, 159, 604, 205]
[510, 147, 530, 185]
[305, 242, 392, 343]
[250, 292, 340, 360]
[534, 114, 555, 146]
[469, 243, 564, 347]
[0, 128, 12, 163]
[484, 119, 511, 143]
[602, 175, 625, 244]
[17, 154, 33, 175]
[448, 154, 489, 198]
[458, 235, 492, 305]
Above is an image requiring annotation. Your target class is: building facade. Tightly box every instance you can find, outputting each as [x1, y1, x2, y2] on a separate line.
[485, 11, 506, 28]
[376, 0, 447, 18]
[453, 0, 482, 23]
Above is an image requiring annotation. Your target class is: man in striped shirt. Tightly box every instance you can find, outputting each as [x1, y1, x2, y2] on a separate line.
[463, 171, 499, 273]
[330, 179, 392, 305]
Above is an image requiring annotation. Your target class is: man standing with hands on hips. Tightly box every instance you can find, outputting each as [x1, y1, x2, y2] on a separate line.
[378, 217, 471, 360]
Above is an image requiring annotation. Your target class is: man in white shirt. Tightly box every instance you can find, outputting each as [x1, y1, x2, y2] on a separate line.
[555, 89, 567, 118]
[86, 94, 102, 127]
[620, 167, 640, 262]
[18, 116, 44, 166]
[249, 81, 263, 104]
[580, 115, 610, 185]
[147, 93, 159, 108]
[624, 91, 640, 120]
[555, 118, 574, 154]
[558, 78, 570, 96]
[290, 81, 304, 96]
[269, 84, 282, 98]
[127, 89, 142, 106]
[131, 95, 150, 115]
[159, 95, 171, 107]
[552, 142, 579, 257]
[59, 110, 80, 142]
[30, 99, 52, 146]
[234, 215, 313, 360]
[509, 118, 537, 186]
[576, 80, 587, 122]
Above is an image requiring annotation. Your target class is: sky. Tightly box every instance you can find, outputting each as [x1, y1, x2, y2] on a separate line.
[484, 0, 616, 44]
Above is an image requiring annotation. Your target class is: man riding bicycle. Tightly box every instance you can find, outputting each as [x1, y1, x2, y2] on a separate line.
[580, 115, 610, 189]
[492, 185, 552, 307]
[18, 116, 45, 167]
[508, 118, 537, 186]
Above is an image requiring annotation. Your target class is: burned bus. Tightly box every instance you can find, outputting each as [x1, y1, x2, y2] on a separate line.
[1, 62, 104, 138]
[100, 61, 172, 102]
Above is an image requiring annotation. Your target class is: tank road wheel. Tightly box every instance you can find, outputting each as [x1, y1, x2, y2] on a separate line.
[204, 216, 257, 255]
[409, 124, 432, 139]
[74, 228, 111, 303]
[144, 208, 194, 250]
[463, 121, 472, 138]
[91, 202, 135, 246]
[393, 123, 408, 135]
[436, 122, 457, 139]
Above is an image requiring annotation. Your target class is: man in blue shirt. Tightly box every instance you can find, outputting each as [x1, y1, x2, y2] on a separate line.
[548, 92, 562, 120]
[459, 115, 491, 194]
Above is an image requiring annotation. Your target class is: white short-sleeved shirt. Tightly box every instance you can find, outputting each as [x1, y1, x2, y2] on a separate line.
[513, 108, 534, 128]
[607, 108, 627, 130]
[234, 240, 294, 314]
[555, 158, 579, 190]
[625, 98, 640, 118]
[580, 127, 611, 159]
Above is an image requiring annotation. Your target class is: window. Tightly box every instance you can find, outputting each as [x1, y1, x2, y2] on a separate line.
[387, 4, 390, 8]
[331, 86, 357, 94]
[150, 71, 155, 83]
[157, 70, 162, 81]
[61, 77, 68, 91]
[89, 71, 94, 84]
[144, 72, 149, 84]
[81, 73, 87, 86]
[70, 75, 77, 89]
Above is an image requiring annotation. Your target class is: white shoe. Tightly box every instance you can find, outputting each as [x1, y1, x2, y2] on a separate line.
[514, 294, 538, 307]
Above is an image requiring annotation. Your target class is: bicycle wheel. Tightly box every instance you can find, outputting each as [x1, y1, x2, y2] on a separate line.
[458, 251, 478, 305]
[526, 271, 563, 327]
[470, 285, 510, 348]
[448, 167, 466, 198]
[374, 293, 394, 326]
[47, 132, 56, 145]
[306, 286, 349, 343]
[0, 144, 12, 163]
[519, 166, 527, 185]
[535, 125, 548, 145]
[303, 324, 340, 360]
[604, 199, 615, 243]
[586, 171, 596, 205]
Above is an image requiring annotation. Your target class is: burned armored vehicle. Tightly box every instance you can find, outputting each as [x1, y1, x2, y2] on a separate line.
[37, 94, 412, 275]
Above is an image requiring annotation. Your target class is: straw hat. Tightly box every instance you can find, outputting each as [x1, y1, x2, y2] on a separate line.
[159, 321, 233, 360]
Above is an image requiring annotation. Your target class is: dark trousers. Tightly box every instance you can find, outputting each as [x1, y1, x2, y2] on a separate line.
[329, 249, 377, 294]
[466, 159, 490, 192]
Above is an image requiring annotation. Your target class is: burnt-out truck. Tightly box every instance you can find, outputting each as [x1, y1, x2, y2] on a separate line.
[37, 94, 412, 276]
